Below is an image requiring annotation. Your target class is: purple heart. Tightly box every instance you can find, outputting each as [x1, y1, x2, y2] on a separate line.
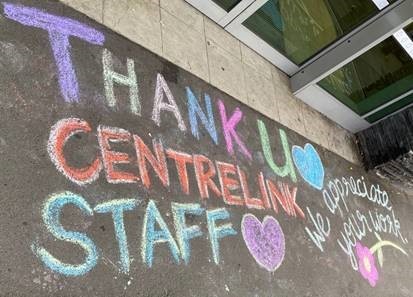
[241, 214, 285, 272]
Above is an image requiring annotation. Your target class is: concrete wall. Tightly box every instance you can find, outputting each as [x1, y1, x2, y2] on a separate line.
[60, 0, 360, 165]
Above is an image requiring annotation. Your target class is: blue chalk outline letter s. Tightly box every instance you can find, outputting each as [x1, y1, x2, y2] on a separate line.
[32, 192, 98, 277]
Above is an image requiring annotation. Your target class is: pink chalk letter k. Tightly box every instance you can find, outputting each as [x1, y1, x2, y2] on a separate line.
[218, 100, 252, 160]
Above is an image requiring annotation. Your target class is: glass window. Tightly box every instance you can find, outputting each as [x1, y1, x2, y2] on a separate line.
[319, 23, 413, 123]
[243, 0, 396, 65]
[365, 93, 413, 123]
[212, 0, 242, 12]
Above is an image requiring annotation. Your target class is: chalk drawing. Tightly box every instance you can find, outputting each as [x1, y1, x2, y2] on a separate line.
[326, 176, 392, 211]
[237, 168, 267, 210]
[193, 154, 221, 199]
[257, 120, 297, 182]
[141, 200, 180, 267]
[337, 212, 374, 269]
[5, 2, 410, 286]
[216, 161, 243, 206]
[3, 3, 105, 103]
[166, 149, 193, 195]
[206, 208, 237, 264]
[304, 207, 331, 252]
[321, 176, 392, 218]
[266, 180, 304, 219]
[172, 203, 204, 264]
[257, 172, 272, 210]
[322, 180, 349, 218]
[32, 192, 98, 276]
[152, 73, 186, 131]
[97, 125, 138, 184]
[134, 136, 169, 189]
[292, 143, 324, 190]
[49, 118, 312, 218]
[102, 49, 141, 115]
[369, 209, 407, 243]
[48, 118, 102, 185]
[94, 199, 138, 273]
[218, 100, 251, 160]
[300, 173, 410, 283]
[337, 207, 409, 270]
[356, 242, 379, 287]
[241, 214, 285, 272]
[337, 211, 372, 265]
[186, 87, 218, 145]
[369, 233, 408, 268]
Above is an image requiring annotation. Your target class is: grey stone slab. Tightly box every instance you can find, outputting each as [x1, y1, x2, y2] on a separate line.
[161, 8, 209, 82]
[207, 39, 248, 104]
[61, 0, 103, 22]
[104, 0, 162, 56]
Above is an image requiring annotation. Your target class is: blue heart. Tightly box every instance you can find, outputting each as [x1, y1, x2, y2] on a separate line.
[292, 144, 324, 190]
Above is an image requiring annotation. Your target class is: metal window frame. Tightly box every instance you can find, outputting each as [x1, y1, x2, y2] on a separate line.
[225, 0, 299, 74]
[184, 0, 226, 23]
[218, 0, 256, 26]
[185, 0, 299, 73]
[363, 89, 413, 119]
[291, 0, 412, 92]
[184, 0, 255, 25]
[290, 0, 413, 132]
[185, 0, 413, 132]
[367, 97, 413, 124]
[295, 85, 371, 132]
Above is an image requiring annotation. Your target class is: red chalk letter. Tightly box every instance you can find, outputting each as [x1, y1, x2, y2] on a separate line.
[98, 126, 138, 184]
[166, 149, 192, 195]
[237, 167, 267, 210]
[284, 184, 304, 219]
[134, 136, 169, 189]
[266, 179, 287, 214]
[216, 161, 243, 206]
[193, 155, 221, 199]
[266, 180, 304, 218]
[48, 118, 102, 185]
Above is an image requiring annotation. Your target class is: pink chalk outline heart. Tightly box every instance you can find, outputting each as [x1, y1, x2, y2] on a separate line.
[241, 214, 285, 272]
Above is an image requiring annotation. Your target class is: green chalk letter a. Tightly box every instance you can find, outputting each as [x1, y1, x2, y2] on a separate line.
[257, 120, 296, 183]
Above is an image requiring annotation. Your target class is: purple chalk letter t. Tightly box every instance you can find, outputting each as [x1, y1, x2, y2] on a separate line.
[3, 3, 105, 103]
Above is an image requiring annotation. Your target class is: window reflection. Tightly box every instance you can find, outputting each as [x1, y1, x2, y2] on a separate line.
[212, 0, 242, 12]
[243, 0, 395, 64]
[319, 23, 413, 122]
